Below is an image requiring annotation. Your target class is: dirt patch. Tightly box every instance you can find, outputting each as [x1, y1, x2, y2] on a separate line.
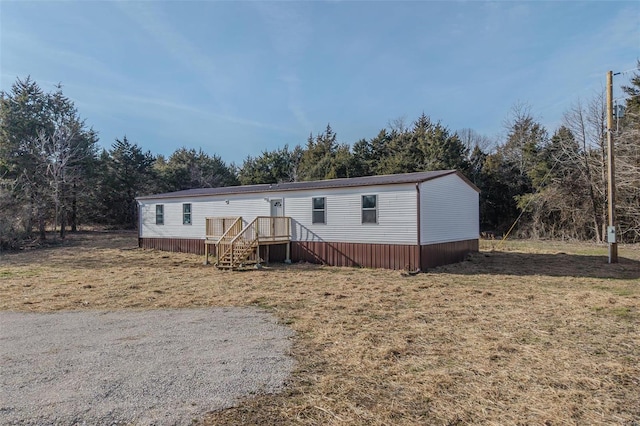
[1, 233, 639, 425]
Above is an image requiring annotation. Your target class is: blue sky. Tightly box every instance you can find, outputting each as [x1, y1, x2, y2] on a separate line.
[1, 1, 638, 165]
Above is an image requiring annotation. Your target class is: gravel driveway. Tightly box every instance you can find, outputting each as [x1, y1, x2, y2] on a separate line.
[0, 308, 294, 425]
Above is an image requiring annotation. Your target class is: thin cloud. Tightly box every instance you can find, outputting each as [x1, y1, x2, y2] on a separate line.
[279, 71, 313, 131]
[534, 5, 639, 117]
[115, 92, 294, 133]
[253, 2, 312, 58]
[113, 2, 228, 109]
[253, 2, 314, 131]
[111, 2, 291, 133]
[1, 28, 129, 90]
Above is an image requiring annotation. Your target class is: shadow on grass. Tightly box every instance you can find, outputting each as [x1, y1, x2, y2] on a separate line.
[3, 232, 638, 282]
[433, 250, 640, 280]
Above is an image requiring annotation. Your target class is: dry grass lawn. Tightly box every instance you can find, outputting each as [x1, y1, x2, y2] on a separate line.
[1, 232, 639, 425]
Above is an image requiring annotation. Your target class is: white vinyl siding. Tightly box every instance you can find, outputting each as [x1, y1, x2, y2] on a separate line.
[139, 183, 418, 245]
[419, 173, 479, 244]
[285, 184, 417, 245]
[140, 195, 270, 239]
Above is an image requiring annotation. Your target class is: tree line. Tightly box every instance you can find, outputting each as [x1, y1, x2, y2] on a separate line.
[1, 71, 639, 249]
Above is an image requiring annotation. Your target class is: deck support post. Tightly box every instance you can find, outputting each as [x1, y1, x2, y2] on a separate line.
[285, 242, 291, 263]
[204, 242, 209, 265]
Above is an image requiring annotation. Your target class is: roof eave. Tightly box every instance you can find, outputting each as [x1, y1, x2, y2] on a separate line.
[135, 170, 477, 201]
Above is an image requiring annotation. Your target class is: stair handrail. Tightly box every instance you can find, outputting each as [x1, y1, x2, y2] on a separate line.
[215, 217, 243, 266]
[217, 216, 291, 269]
[229, 216, 258, 245]
[226, 217, 259, 268]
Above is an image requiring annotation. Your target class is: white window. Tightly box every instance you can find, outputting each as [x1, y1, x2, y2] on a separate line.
[183, 203, 192, 225]
[156, 205, 164, 225]
[312, 197, 326, 224]
[362, 195, 377, 224]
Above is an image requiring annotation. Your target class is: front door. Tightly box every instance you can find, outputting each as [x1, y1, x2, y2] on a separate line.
[270, 199, 284, 217]
[270, 199, 285, 237]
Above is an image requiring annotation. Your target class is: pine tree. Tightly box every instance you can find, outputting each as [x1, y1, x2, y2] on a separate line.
[238, 145, 301, 185]
[97, 137, 156, 227]
[156, 147, 238, 192]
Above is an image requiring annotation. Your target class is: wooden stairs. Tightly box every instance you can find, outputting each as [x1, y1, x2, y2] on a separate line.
[204, 216, 291, 270]
[216, 237, 259, 270]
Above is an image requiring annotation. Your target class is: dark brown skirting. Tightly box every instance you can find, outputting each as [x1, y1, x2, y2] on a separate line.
[139, 237, 206, 255]
[291, 241, 421, 270]
[138, 238, 478, 270]
[420, 239, 479, 269]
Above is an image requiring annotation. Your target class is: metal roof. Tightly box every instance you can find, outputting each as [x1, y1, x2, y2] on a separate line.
[136, 170, 477, 201]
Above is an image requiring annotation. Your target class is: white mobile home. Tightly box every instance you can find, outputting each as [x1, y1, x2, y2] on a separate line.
[136, 170, 479, 270]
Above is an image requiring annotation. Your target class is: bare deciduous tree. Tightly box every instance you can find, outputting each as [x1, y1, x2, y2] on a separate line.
[562, 94, 607, 241]
[456, 128, 495, 155]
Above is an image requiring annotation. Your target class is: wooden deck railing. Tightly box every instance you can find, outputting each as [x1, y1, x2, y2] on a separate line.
[206, 216, 242, 240]
[255, 216, 290, 241]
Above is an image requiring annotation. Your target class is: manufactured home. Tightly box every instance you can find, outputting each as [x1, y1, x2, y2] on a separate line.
[136, 170, 479, 270]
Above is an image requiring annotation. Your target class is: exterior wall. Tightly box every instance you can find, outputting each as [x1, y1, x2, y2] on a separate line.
[137, 174, 480, 270]
[285, 184, 417, 245]
[140, 237, 205, 255]
[420, 238, 478, 269]
[139, 183, 418, 245]
[139, 195, 269, 240]
[292, 241, 420, 270]
[137, 237, 477, 270]
[419, 173, 479, 245]
[138, 237, 287, 261]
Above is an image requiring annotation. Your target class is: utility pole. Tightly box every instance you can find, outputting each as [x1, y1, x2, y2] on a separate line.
[606, 70, 618, 263]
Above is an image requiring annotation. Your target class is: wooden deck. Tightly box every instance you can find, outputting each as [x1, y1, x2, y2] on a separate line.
[204, 216, 291, 269]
